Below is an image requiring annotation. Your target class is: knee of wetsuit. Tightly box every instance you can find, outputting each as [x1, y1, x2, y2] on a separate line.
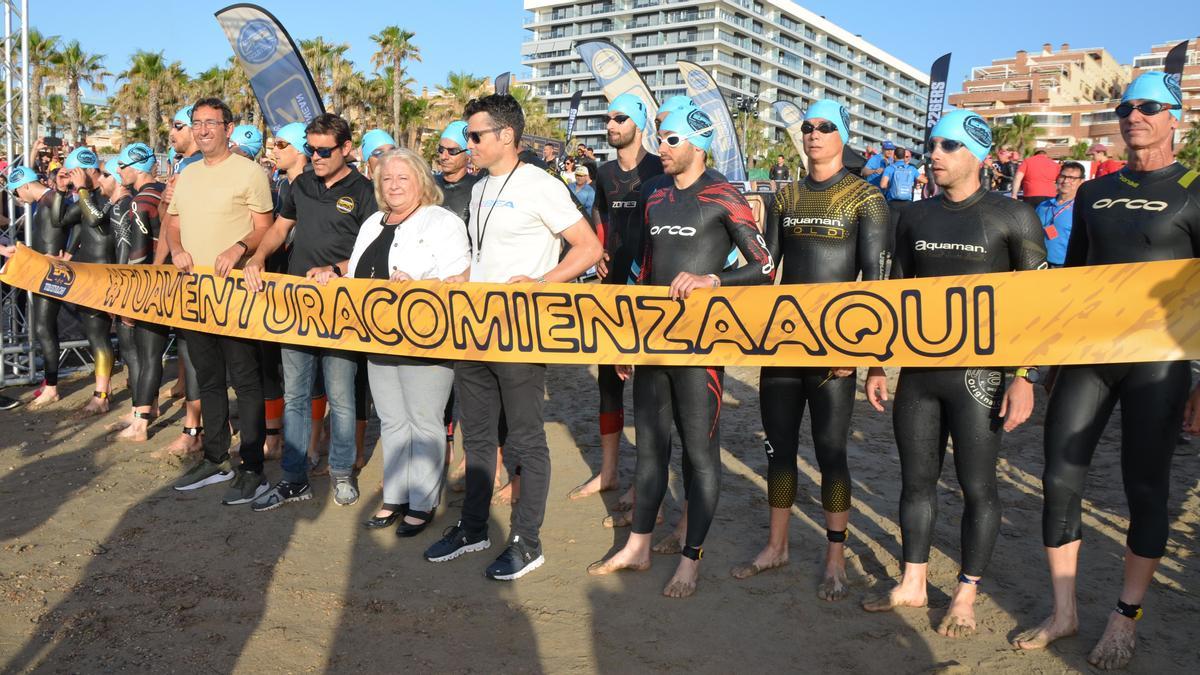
[599, 410, 624, 435]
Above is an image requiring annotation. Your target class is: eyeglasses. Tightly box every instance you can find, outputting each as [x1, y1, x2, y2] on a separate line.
[466, 127, 501, 144]
[606, 114, 631, 124]
[1115, 101, 1176, 118]
[926, 138, 967, 154]
[172, 122, 188, 131]
[800, 121, 838, 135]
[436, 145, 467, 156]
[191, 119, 228, 129]
[660, 125, 715, 148]
[1057, 174, 1084, 182]
[304, 143, 340, 158]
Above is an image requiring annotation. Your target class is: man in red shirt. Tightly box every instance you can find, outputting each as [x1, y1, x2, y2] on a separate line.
[1011, 149, 1060, 206]
[1088, 144, 1125, 179]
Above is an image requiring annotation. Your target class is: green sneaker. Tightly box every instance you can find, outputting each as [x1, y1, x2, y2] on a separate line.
[173, 457, 234, 491]
[221, 469, 269, 505]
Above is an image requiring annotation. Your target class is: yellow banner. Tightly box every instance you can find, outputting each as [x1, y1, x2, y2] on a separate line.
[2, 244, 1199, 367]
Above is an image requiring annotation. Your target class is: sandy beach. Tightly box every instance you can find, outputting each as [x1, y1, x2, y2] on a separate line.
[1, 362, 1197, 673]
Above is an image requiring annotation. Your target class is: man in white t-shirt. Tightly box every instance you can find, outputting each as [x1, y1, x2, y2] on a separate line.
[423, 93, 601, 581]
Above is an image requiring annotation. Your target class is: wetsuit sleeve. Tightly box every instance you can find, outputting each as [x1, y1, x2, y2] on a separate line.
[763, 185, 786, 268]
[128, 195, 154, 264]
[857, 190, 891, 281]
[1008, 202, 1048, 271]
[1063, 185, 1090, 268]
[77, 190, 106, 231]
[891, 208, 913, 279]
[1188, 190, 1200, 257]
[714, 184, 774, 286]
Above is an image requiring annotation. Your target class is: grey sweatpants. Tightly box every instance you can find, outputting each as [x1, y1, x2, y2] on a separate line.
[367, 360, 455, 512]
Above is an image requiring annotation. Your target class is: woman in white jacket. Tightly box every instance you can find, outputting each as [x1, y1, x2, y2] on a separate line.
[349, 148, 470, 537]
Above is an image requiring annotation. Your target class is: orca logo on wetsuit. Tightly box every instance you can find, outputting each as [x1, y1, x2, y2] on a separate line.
[1091, 198, 1169, 211]
[964, 368, 1001, 408]
[650, 225, 697, 237]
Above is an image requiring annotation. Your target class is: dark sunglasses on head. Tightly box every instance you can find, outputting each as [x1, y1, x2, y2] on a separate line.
[800, 121, 838, 135]
[466, 128, 501, 144]
[926, 138, 967, 154]
[606, 114, 631, 124]
[436, 145, 468, 156]
[1115, 101, 1175, 118]
[304, 143, 340, 158]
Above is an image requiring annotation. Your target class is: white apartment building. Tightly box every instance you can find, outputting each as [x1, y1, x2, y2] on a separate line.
[522, 0, 929, 159]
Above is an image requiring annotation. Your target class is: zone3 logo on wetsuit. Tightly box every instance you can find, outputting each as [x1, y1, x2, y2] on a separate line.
[594, 153, 663, 285]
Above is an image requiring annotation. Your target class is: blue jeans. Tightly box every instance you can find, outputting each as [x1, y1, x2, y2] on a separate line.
[281, 346, 358, 482]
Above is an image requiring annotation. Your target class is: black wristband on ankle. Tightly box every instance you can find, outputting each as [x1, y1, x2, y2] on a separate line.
[681, 545, 703, 560]
[1115, 600, 1143, 621]
[826, 529, 848, 543]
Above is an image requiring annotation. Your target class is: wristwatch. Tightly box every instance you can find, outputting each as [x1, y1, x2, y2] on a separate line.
[1015, 367, 1041, 384]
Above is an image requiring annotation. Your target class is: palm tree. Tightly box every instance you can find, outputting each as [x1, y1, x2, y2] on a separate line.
[370, 26, 421, 141]
[27, 29, 60, 139]
[122, 50, 172, 151]
[44, 93, 65, 139]
[49, 40, 108, 146]
[999, 114, 1044, 157]
[396, 97, 428, 149]
[77, 103, 104, 145]
[1066, 141, 1090, 160]
[510, 84, 560, 138]
[432, 71, 487, 128]
[300, 37, 337, 106]
[1177, 125, 1200, 172]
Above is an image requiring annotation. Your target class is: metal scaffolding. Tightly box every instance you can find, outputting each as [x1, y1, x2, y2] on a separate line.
[1, 0, 33, 387]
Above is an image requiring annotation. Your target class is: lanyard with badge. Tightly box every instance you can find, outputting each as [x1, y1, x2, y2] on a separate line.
[473, 162, 520, 264]
[1044, 200, 1073, 240]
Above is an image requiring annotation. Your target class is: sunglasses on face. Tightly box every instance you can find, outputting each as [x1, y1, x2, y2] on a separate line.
[800, 121, 838, 135]
[606, 114, 631, 124]
[466, 127, 501, 144]
[660, 125, 715, 148]
[172, 122, 187, 131]
[273, 140, 292, 151]
[436, 145, 468, 156]
[926, 138, 967, 154]
[304, 143, 340, 158]
[1115, 101, 1175, 118]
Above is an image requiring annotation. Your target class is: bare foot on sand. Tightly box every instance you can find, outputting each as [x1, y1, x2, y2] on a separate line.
[861, 584, 927, 612]
[116, 420, 149, 442]
[652, 530, 683, 555]
[28, 389, 60, 410]
[730, 545, 788, 579]
[1013, 612, 1078, 650]
[106, 414, 133, 432]
[603, 509, 662, 529]
[587, 548, 651, 576]
[936, 581, 979, 638]
[75, 394, 110, 418]
[157, 431, 202, 458]
[613, 484, 636, 512]
[1087, 612, 1137, 670]
[663, 557, 700, 598]
[567, 473, 617, 500]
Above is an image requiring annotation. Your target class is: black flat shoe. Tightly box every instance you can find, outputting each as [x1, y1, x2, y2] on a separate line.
[364, 503, 408, 529]
[396, 509, 434, 538]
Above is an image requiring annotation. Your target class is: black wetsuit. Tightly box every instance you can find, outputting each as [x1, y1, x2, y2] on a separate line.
[593, 153, 664, 438]
[891, 187, 1046, 576]
[28, 188, 77, 386]
[70, 189, 116, 391]
[110, 191, 141, 403]
[1043, 163, 1200, 559]
[760, 169, 889, 514]
[632, 171, 774, 556]
[127, 183, 169, 409]
[437, 171, 482, 226]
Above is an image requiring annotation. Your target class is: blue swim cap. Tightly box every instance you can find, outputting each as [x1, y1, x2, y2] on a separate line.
[118, 142, 156, 174]
[929, 109, 993, 161]
[659, 106, 714, 152]
[608, 93, 648, 130]
[5, 165, 39, 193]
[657, 95, 695, 119]
[439, 121, 469, 151]
[64, 147, 100, 170]
[1122, 72, 1184, 121]
[274, 122, 309, 156]
[103, 158, 123, 185]
[361, 129, 397, 160]
[803, 99, 851, 145]
[231, 124, 263, 157]
[174, 105, 194, 126]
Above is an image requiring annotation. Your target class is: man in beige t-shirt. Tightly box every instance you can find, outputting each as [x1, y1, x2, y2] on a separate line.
[163, 97, 274, 506]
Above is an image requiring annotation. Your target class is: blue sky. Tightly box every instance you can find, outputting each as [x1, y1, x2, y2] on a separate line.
[46, 1, 1200, 101]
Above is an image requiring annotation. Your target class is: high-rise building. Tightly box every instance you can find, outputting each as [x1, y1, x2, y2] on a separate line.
[949, 39, 1197, 158]
[521, 0, 929, 160]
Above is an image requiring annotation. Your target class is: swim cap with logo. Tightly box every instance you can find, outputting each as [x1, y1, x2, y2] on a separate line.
[5, 165, 38, 193]
[659, 105, 714, 152]
[439, 121, 470, 151]
[361, 129, 397, 160]
[929, 109, 992, 161]
[608, 93, 648, 130]
[803, 99, 851, 145]
[1122, 72, 1184, 120]
[118, 142, 157, 173]
[274, 122, 310, 156]
[174, 105, 194, 126]
[231, 124, 263, 157]
[64, 147, 100, 170]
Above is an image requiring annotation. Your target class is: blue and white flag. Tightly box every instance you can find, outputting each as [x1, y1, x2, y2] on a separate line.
[575, 40, 659, 155]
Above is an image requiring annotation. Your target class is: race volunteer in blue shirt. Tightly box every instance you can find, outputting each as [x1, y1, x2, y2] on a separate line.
[1034, 161, 1085, 267]
[861, 140, 896, 187]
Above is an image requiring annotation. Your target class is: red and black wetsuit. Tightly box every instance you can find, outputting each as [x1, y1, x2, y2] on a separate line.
[631, 170, 774, 557]
[1043, 163, 1200, 559]
[127, 183, 169, 409]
